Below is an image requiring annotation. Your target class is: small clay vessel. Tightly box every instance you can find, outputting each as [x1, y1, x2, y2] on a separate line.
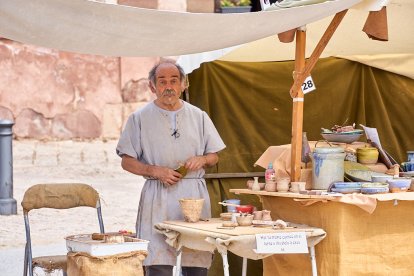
[253, 210, 263, 220]
[276, 177, 290, 192]
[262, 210, 272, 221]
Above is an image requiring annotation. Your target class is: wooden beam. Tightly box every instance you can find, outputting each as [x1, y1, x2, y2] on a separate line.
[290, 29, 306, 182]
[290, 10, 348, 98]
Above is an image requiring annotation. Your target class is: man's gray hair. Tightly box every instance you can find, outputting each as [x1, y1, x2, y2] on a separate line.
[148, 59, 186, 85]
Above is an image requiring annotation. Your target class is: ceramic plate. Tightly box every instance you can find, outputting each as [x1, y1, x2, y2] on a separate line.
[346, 170, 389, 182]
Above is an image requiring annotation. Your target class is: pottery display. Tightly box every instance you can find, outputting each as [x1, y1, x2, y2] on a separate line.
[357, 147, 379, 164]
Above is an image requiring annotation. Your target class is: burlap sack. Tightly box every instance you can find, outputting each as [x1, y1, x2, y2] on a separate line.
[67, 251, 146, 276]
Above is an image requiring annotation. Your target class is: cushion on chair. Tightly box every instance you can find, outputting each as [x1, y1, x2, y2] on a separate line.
[32, 255, 67, 273]
[22, 183, 99, 212]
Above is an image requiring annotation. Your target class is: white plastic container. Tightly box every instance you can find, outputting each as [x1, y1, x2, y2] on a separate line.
[66, 234, 149, 257]
[311, 147, 346, 190]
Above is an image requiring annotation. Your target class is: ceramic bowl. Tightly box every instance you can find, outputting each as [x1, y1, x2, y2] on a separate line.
[334, 182, 362, 189]
[371, 175, 393, 183]
[361, 186, 389, 194]
[331, 187, 361, 194]
[386, 178, 411, 193]
[321, 132, 363, 144]
[220, 212, 233, 221]
[236, 205, 254, 214]
[236, 214, 253, 226]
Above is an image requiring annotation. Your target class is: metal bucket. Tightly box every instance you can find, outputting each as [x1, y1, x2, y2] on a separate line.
[311, 146, 346, 190]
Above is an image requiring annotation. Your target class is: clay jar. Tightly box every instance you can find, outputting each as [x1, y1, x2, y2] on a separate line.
[262, 210, 272, 221]
[276, 177, 290, 192]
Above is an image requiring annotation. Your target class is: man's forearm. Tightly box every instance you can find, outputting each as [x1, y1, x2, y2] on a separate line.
[121, 155, 156, 177]
[204, 153, 219, 167]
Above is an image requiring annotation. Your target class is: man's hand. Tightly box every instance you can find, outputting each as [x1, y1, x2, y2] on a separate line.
[152, 166, 182, 186]
[185, 156, 207, 171]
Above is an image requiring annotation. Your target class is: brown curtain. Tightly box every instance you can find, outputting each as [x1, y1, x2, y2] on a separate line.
[188, 57, 414, 276]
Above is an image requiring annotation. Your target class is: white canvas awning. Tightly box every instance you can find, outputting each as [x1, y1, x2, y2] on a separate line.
[0, 0, 386, 57]
[177, 0, 414, 79]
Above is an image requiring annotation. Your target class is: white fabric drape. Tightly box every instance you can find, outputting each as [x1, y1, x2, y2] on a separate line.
[0, 0, 361, 57]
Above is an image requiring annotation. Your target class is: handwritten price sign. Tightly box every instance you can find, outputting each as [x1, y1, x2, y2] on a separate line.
[255, 232, 308, 254]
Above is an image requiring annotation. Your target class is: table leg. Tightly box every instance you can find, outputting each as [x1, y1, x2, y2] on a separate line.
[220, 251, 230, 276]
[175, 249, 182, 276]
[242, 257, 247, 276]
[309, 246, 317, 276]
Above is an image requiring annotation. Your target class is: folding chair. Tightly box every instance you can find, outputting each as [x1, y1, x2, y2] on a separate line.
[22, 183, 105, 276]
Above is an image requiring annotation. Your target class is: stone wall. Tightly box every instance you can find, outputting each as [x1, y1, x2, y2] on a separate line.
[0, 0, 214, 140]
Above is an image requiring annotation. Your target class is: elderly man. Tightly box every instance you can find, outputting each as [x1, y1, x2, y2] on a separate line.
[116, 59, 226, 276]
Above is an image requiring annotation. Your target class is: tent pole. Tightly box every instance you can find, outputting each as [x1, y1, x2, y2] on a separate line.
[290, 28, 306, 182]
[290, 10, 348, 182]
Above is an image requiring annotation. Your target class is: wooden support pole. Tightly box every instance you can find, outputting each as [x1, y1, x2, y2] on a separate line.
[290, 29, 306, 182]
[290, 10, 348, 98]
[290, 10, 348, 182]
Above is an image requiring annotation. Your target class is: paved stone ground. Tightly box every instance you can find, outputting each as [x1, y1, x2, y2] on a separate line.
[0, 139, 145, 275]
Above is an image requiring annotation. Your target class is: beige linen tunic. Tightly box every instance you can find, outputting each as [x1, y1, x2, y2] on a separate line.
[116, 101, 226, 267]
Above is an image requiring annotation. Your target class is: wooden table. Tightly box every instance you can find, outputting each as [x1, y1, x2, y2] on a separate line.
[155, 218, 326, 276]
[230, 189, 414, 275]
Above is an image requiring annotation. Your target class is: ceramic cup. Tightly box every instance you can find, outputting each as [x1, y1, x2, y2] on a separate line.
[290, 181, 306, 193]
[276, 177, 290, 192]
[262, 210, 272, 221]
[253, 210, 263, 220]
[223, 199, 240, 213]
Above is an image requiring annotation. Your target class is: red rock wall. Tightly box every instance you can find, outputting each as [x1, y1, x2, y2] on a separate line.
[0, 0, 214, 140]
